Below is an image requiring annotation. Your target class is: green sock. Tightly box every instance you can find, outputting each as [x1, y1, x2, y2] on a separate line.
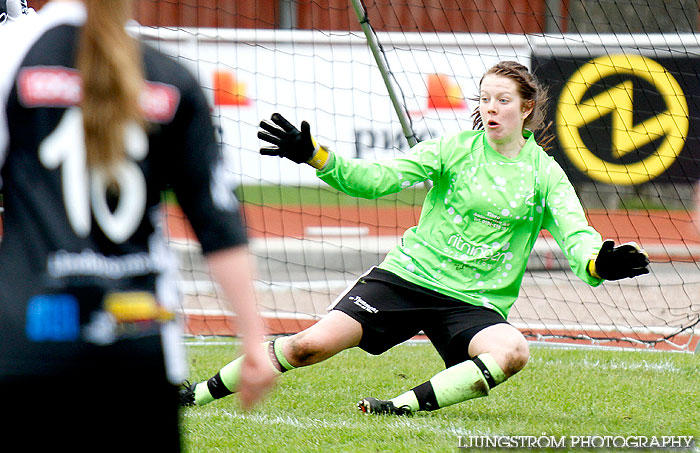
[272, 336, 296, 372]
[390, 388, 420, 412]
[391, 353, 506, 412]
[193, 338, 295, 406]
[193, 354, 243, 405]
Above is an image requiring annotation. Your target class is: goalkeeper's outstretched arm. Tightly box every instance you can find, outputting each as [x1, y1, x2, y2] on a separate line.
[257, 112, 439, 200]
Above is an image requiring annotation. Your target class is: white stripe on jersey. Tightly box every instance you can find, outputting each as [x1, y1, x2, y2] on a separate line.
[0, 1, 85, 183]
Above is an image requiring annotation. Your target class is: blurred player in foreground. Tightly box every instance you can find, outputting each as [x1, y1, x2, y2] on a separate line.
[0, 0, 275, 449]
[181, 61, 649, 416]
[0, 0, 36, 25]
[695, 183, 700, 233]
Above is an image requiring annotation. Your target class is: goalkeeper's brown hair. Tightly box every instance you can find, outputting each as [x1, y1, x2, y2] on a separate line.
[77, 0, 144, 173]
[471, 61, 554, 151]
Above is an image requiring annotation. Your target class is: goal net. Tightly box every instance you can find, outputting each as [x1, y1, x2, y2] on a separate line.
[131, 0, 700, 352]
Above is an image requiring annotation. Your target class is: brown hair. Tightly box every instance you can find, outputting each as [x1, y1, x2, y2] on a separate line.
[471, 61, 554, 151]
[77, 0, 144, 172]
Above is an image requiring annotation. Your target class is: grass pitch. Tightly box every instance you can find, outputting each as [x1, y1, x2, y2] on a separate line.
[181, 341, 699, 452]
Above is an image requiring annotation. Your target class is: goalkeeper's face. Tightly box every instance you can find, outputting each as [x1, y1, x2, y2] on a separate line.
[479, 74, 533, 148]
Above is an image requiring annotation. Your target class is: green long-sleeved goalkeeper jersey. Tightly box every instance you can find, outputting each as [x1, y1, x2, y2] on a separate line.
[317, 129, 603, 319]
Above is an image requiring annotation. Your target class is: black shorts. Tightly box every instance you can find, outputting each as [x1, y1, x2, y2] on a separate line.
[329, 267, 508, 367]
[0, 336, 182, 451]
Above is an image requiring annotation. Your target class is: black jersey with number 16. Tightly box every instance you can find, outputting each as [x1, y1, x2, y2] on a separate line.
[0, 3, 247, 380]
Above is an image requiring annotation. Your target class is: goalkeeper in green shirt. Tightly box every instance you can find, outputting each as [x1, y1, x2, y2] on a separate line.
[181, 61, 649, 415]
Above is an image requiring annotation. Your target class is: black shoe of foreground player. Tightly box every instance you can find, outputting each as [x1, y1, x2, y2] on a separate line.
[179, 381, 197, 407]
[357, 397, 412, 416]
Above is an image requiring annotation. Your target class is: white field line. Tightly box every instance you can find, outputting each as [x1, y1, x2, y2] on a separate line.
[183, 408, 481, 438]
[178, 279, 356, 294]
[183, 409, 700, 453]
[526, 340, 694, 354]
[182, 338, 696, 355]
[180, 308, 321, 320]
[530, 355, 686, 372]
[178, 304, 699, 338]
[512, 322, 699, 337]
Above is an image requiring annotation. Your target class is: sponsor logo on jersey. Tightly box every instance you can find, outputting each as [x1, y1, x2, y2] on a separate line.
[104, 291, 174, 324]
[17, 67, 181, 123]
[18, 66, 82, 107]
[447, 234, 514, 264]
[47, 249, 164, 280]
[141, 82, 180, 123]
[25, 294, 80, 342]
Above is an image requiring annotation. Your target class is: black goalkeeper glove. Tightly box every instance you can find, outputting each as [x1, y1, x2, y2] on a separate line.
[257, 113, 330, 169]
[589, 240, 650, 280]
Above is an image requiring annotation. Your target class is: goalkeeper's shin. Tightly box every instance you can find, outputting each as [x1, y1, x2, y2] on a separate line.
[390, 353, 506, 412]
[192, 337, 295, 406]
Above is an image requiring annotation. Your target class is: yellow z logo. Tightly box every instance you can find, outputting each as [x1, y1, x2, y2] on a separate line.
[557, 55, 688, 185]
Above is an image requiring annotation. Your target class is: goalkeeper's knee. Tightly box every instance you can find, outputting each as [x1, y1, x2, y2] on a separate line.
[470, 325, 530, 378]
[499, 337, 530, 378]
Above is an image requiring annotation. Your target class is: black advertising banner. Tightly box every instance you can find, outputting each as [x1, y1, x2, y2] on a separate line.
[532, 54, 700, 186]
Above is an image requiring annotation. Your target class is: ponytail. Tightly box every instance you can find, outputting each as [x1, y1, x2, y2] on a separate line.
[77, 0, 144, 172]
